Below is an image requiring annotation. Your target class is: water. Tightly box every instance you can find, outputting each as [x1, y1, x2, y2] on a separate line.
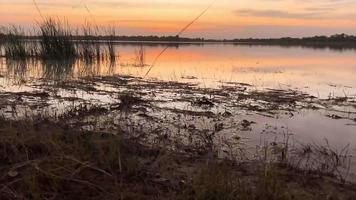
[116, 44, 355, 97]
[2, 43, 356, 97]
[1, 42, 356, 179]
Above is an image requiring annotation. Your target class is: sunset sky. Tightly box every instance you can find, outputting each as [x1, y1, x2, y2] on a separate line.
[1, 0, 356, 38]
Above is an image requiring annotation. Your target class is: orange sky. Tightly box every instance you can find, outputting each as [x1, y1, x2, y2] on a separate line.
[1, 0, 356, 38]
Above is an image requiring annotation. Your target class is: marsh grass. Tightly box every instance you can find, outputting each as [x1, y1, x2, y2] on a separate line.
[3, 19, 120, 66]
[133, 45, 146, 67]
[38, 18, 77, 60]
[3, 26, 32, 59]
[0, 119, 155, 200]
[4, 59, 29, 84]
[179, 160, 356, 200]
[288, 140, 352, 183]
[180, 162, 247, 200]
[41, 59, 75, 81]
[0, 27, 6, 57]
[78, 22, 101, 63]
[179, 161, 292, 200]
[106, 27, 117, 64]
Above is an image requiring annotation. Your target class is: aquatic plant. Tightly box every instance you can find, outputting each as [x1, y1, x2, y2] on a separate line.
[38, 18, 77, 60]
[106, 27, 117, 63]
[288, 140, 352, 182]
[0, 27, 5, 56]
[78, 22, 100, 63]
[41, 59, 75, 82]
[134, 45, 145, 67]
[3, 26, 29, 59]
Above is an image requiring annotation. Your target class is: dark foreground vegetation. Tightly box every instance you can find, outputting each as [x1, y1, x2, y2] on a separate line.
[1, 117, 356, 199]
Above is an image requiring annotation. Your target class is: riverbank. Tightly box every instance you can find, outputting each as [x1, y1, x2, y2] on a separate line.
[1, 118, 356, 200]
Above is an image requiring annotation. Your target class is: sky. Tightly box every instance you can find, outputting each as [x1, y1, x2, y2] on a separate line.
[1, 0, 356, 39]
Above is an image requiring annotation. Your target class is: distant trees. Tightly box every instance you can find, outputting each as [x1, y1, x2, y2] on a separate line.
[232, 34, 356, 45]
[1, 26, 356, 45]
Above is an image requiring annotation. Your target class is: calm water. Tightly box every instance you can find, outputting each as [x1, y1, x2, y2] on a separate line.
[1, 43, 356, 98]
[1, 43, 356, 177]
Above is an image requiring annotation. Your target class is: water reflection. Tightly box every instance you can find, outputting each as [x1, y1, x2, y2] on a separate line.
[5, 59, 29, 84]
[0, 43, 356, 98]
[42, 59, 75, 82]
[0, 57, 118, 85]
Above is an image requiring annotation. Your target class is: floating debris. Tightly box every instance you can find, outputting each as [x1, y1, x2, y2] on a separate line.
[191, 97, 214, 108]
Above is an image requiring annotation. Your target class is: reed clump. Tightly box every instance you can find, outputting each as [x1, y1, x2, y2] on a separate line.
[78, 23, 102, 63]
[38, 18, 77, 60]
[3, 26, 32, 59]
[133, 45, 146, 67]
[2, 19, 120, 64]
[106, 27, 117, 63]
[0, 27, 5, 56]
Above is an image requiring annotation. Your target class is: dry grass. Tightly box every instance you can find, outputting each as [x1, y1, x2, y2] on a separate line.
[0, 118, 356, 200]
[0, 119, 165, 200]
[178, 160, 356, 200]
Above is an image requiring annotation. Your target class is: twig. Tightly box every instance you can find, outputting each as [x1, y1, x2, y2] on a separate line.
[144, 0, 217, 77]
[64, 156, 113, 177]
[32, 0, 45, 21]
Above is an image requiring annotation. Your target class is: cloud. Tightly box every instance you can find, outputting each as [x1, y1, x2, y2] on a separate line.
[234, 9, 329, 19]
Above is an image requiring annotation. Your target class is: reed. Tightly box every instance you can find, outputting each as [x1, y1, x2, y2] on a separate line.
[0, 27, 5, 56]
[3, 26, 29, 59]
[41, 59, 75, 82]
[2, 20, 120, 64]
[38, 18, 77, 60]
[134, 45, 145, 67]
[79, 22, 98, 63]
[106, 27, 117, 63]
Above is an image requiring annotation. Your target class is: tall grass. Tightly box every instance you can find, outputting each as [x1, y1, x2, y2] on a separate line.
[180, 161, 295, 200]
[38, 18, 76, 60]
[0, 119, 144, 199]
[0, 27, 5, 56]
[134, 45, 145, 67]
[3, 26, 30, 59]
[2, 19, 120, 65]
[5, 59, 28, 84]
[78, 22, 101, 63]
[41, 59, 75, 82]
[106, 27, 117, 63]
